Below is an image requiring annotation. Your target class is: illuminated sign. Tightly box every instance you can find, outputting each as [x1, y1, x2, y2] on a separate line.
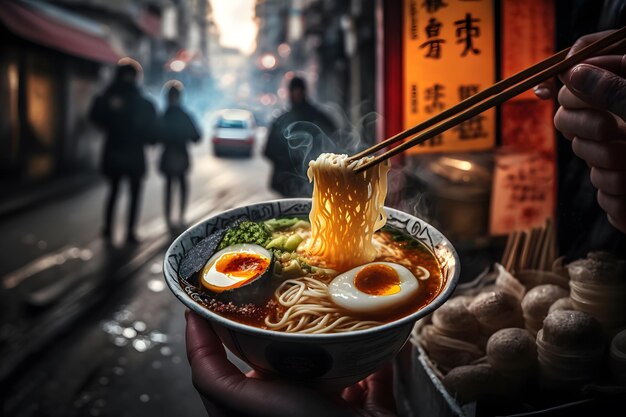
[402, 0, 495, 154]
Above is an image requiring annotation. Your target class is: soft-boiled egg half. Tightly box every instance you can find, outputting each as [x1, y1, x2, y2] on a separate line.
[328, 262, 419, 315]
[201, 244, 272, 293]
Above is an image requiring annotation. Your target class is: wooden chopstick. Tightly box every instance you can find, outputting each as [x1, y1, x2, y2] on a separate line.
[348, 47, 568, 162]
[353, 26, 626, 173]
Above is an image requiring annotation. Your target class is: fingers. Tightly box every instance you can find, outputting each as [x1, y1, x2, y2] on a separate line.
[341, 384, 365, 406]
[590, 169, 626, 234]
[362, 363, 397, 416]
[558, 84, 594, 109]
[555, 30, 626, 235]
[554, 107, 620, 141]
[573, 55, 626, 77]
[184, 311, 249, 400]
[558, 56, 626, 109]
[598, 191, 626, 234]
[566, 30, 618, 58]
[185, 312, 352, 417]
[608, 214, 626, 234]
[590, 167, 626, 195]
[571, 137, 626, 169]
[534, 78, 557, 100]
[557, 29, 623, 84]
[245, 370, 263, 379]
[565, 61, 626, 121]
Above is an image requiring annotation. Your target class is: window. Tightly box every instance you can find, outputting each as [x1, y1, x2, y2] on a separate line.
[217, 118, 247, 129]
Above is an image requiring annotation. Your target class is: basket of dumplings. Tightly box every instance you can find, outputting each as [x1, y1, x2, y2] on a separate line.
[407, 221, 626, 416]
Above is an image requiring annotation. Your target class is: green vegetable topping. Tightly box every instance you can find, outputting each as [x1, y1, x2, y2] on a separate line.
[266, 235, 288, 249]
[218, 221, 271, 249]
[264, 218, 310, 232]
[284, 234, 303, 251]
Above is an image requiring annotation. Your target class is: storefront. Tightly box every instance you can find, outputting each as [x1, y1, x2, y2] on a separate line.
[378, 0, 557, 247]
[0, 0, 119, 183]
[377, 1, 626, 415]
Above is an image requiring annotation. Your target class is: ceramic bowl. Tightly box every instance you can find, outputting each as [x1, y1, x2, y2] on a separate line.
[164, 198, 460, 390]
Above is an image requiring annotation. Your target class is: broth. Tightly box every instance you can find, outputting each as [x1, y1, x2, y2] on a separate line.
[180, 225, 444, 331]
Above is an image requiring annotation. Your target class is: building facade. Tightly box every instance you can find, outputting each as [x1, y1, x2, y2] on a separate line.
[0, 0, 212, 186]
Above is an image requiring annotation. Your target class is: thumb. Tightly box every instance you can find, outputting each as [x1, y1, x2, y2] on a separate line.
[565, 58, 626, 121]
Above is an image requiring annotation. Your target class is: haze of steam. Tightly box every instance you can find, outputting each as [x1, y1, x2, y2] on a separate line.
[305, 153, 390, 271]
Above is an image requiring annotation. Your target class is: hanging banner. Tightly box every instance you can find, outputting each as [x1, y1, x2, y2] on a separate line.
[491, 0, 556, 235]
[502, 0, 555, 101]
[403, 0, 496, 154]
[501, 0, 555, 154]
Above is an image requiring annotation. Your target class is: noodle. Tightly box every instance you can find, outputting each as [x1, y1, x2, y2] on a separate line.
[264, 276, 381, 333]
[264, 154, 391, 333]
[304, 153, 390, 271]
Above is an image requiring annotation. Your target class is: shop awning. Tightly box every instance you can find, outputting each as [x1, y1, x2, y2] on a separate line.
[0, 0, 120, 64]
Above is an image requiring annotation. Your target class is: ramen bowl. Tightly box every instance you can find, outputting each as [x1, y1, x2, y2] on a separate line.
[164, 198, 460, 391]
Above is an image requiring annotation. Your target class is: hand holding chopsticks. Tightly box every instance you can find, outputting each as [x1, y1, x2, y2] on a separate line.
[351, 26, 626, 174]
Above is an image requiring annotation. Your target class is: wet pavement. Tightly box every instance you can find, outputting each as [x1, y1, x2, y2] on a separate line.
[0, 137, 279, 417]
[0, 136, 503, 417]
[3, 251, 200, 417]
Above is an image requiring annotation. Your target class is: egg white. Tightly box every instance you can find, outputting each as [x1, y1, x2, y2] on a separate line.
[201, 244, 271, 291]
[328, 262, 419, 314]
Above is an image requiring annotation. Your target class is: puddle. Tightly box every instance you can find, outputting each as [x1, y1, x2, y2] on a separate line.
[133, 321, 147, 332]
[150, 262, 162, 274]
[147, 279, 166, 292]
[102, 308, 170, 355]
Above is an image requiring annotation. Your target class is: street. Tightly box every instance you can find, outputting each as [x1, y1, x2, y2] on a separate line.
[0, 137, 279, 417]
[5, 1, 626, 416]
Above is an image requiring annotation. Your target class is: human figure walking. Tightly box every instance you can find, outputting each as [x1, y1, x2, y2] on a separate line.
[89, 58, 156, 245]
[158, 81, 201, 229]
[263, 76, 337, 197]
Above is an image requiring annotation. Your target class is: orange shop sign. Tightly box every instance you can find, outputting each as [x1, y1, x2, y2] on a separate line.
[402, 0, 496, 154]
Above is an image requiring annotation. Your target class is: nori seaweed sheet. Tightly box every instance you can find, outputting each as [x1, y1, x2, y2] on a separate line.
[179, 216, 249, 280]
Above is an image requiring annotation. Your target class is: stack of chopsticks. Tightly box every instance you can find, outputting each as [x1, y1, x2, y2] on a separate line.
[501, 219, 557, 273]
[350, 27, 626, 173]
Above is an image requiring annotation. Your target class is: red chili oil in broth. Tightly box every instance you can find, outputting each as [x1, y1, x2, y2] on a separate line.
[183, 230, 444, 330]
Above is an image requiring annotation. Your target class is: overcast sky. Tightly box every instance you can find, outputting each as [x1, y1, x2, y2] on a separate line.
[210, 0, 258, 55]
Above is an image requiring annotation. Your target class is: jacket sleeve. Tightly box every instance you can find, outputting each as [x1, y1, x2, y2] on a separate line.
[264, 118, 292, 170]
[154, 116, 166, 144]
[144, 100, 158, 145]
[318, 111, 338, 138]
[263, 120, 280, 162]
[185, 113, 202, 143]
[88, 95, 107, 129]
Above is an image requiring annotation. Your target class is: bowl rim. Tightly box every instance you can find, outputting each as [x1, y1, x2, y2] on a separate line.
[163, 198, 460, 341]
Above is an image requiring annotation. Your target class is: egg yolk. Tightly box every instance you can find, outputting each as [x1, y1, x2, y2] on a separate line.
[354, 264, 401, 296]
[215, 252, 269, 281]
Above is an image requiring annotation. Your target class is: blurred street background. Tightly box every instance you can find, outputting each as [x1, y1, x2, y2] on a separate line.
[1, 1, 382, 415]
[0, 0, 600, 415]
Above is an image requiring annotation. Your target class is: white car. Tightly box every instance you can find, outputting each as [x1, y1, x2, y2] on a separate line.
[211, 109, 257, 157]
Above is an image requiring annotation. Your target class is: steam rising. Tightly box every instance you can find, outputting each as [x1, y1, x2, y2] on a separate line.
[281, 111, 433, 222]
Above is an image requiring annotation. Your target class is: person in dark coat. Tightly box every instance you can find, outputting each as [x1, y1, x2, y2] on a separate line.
[89, 59, 157, 244]
[263, 76, 337, 197]
[158, 81, 201, 229]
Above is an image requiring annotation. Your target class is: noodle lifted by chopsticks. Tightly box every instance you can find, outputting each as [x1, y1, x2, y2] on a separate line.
[304, 153, 390, 271]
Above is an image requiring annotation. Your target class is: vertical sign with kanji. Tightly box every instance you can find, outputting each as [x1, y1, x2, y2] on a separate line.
[403, 0, 495, 154]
